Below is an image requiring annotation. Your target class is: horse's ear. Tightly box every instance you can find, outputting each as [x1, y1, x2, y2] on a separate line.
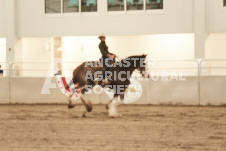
[143, 53, 147, 57]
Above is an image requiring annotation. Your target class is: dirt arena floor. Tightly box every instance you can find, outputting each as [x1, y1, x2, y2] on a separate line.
[0, 105, 226, 151]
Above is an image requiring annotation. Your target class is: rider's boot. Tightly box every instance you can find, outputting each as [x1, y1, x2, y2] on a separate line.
[101, 78, 110, 86]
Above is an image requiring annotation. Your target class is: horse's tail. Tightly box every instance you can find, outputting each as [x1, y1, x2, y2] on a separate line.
[65, 79, 74, 90]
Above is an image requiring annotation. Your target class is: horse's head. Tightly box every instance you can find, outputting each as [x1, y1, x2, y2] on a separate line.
[124, 54, 148, 78]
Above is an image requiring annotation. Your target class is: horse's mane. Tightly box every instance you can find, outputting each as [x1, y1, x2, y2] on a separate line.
[120, 54, 146, 62]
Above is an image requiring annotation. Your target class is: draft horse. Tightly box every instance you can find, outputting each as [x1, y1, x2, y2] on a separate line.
[65, 54, 148, 117]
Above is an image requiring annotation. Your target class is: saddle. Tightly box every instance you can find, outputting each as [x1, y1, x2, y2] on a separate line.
[89, 53, 118, 71]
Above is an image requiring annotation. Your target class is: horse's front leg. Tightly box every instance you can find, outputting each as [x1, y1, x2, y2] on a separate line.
[80, 95, 93, 117]
[108, 94, 123, 118]
[68, 94, 76, 109]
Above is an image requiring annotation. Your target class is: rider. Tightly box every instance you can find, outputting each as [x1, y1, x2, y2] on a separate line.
[98, 34, 114, 85]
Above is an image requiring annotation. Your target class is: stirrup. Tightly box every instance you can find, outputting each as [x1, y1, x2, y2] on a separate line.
[94, 78, 101, 85]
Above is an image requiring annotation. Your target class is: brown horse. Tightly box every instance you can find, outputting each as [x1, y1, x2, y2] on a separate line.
[66, 54, 148, 117]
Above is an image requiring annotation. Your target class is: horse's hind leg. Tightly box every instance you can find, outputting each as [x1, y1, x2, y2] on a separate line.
[106, 100, 112, 110]
[80, 95, 93, 117]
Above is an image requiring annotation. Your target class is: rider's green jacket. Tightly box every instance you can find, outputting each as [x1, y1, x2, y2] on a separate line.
[99, 41, 109, 58]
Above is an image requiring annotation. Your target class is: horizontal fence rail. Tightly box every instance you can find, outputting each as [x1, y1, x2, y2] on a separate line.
[148, 60, 199, 76]
[0, 62, 10, 77]
[200, 60, 226, 76]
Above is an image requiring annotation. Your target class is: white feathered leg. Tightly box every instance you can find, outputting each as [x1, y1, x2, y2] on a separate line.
[108, 96, 122, 118]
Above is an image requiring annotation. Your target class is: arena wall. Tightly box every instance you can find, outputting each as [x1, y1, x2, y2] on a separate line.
[0, 77, 9, 103]
[1, 0, 225, 37]
[1, 76, 226, 105]
[205, 34, 226, 59]
[15, 0, 193, 37]
[0, 39, 6, 63]
[0, 0, 5, 37]
[0, 0, 5, 38]
[206, 0, 226, 33]
[200, 76, 226, 105]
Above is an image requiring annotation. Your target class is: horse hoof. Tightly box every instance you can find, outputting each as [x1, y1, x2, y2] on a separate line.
[86, 105, 93, 112]
[68, 104, 75, 109]
[106, 105, 109, 110]
[108, 113, 122, 118]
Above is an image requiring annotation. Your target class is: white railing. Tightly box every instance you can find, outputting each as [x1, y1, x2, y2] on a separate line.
[148, 60, 199, 76]
[10, 62, 83, 77]
[0, 62, 10, 77]
[200, 59, 226, 76]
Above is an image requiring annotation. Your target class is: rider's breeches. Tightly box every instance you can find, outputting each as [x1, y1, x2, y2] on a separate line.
[102, 56, 111, 79]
